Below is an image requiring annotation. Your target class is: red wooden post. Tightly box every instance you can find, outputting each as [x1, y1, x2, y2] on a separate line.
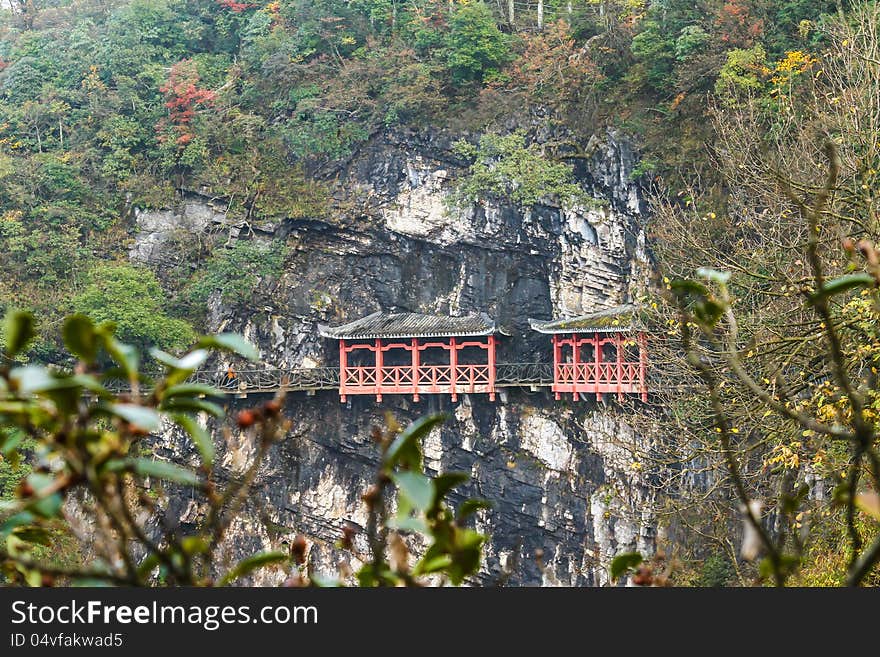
[339, 339, 347, 402]
[449, 336, 458, 401]
[411, 337, 420, 402]
[570, 333, 579, 401]
[615, 333, 623, 401]
[594, 333, 603, 402]
[552, 334, 561, 400]
[639, 331, 648, 402]
[487, 335, 496, 401]
[375, 338, 383, 402]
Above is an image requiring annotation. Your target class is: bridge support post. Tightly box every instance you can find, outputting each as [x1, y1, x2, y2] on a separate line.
[594, 333, 603, 403]
[375, 338, 383, 403]
[487, 335, 496, 401]
[411, 337, 420, 402]
[552, 335, 561, 400]
[571, 333, 579, 401]
[449, 337, 458, 402]
[339, 340, 347, 402]
[616, 333, 623, 402]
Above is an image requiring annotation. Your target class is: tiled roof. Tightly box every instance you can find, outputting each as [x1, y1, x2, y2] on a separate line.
[528, 304, 639, 334]
[318, 312, 497, 339]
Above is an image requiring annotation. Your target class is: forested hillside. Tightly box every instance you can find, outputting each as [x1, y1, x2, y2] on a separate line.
[0, 0, 835, 355]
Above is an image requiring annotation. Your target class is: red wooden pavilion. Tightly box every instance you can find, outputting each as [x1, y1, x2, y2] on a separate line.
[529, 304, 648, 402]
[318, 312, 499, 402]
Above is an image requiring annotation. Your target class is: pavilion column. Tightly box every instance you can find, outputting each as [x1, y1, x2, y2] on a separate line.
[552, 334, 561, 400]
[639, 331, 648, 402]
[571, 333, 579, 401]
[487, 335, 496, 401]
[615, 333, 623, 401]
[411, 337, 420, 402]
[449, 337, 458, 401]
[375, 338, 383, 402]
[339, 340, 347, 402]
[594, 333, 603, 402]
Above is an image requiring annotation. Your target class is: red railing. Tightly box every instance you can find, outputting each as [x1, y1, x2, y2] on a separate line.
[552, 332, 649, 401]
[341, 363, 495, 400]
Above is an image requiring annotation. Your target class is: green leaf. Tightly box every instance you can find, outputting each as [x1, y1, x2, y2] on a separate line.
[20, 474, 63, 519]
[106, 338, 139, 378]
[171, 414, 214, 468]
[181, 536, 210, 555]
[457, 498, 492, 521]
[104, 457, 201, 487]
[105, 404, 161, 432]
[4, 310, 35, 357]
[610, 552, 643, 581]
[810, 273, 875, 303]
[62, 314, 98, 363]
[389, 515, 429, 534]
[151, 348, 209, 371]
[669, 279, 709, 297]
[161, 398, 225, 418]
[218, 551, 289, 585]
[0, 511, 36, 539]
[391, 471, 433, 512]
[28, 493, 62, 519]
[132, 458, 200, 486]
[696, 268, 731, 284]
[0, 428, 24, 458]
[413, 554, 453, 576]
[198, 334, 259, 361]
[383, 413, 446, 470]
[12, 526, 51, 546]
[10, 366, 80, 394]
[432, 471, 470, 503]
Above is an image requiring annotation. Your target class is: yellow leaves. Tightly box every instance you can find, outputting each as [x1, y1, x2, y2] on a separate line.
[765, 442, 802, 470]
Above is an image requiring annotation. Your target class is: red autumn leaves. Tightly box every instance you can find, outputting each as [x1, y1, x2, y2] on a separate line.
[156, 60, 216, 147]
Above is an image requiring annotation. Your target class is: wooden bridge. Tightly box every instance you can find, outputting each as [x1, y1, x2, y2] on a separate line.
[145, 307, 649, 403]
[191, 362, 555, 396]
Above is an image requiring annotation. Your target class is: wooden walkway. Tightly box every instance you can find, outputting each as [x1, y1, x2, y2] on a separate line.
[193, 363, 554, 396]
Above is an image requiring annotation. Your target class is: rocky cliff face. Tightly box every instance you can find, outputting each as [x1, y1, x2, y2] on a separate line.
[135, 125, 656, 586]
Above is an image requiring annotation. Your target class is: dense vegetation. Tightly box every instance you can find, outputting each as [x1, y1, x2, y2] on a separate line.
[0, 0, 835, 357]
[3, 0, 879, 585]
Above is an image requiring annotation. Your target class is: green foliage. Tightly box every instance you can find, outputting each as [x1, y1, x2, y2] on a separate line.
[610, 551, 643, 581]
[0, 309, 278, 586]
[73, 265, 195, 354]
[697, 553, 735, 587]
[452, 130, 586, 207]
[353, 413, 490, 587]
[185, 240, 287, 308]
[714, 46, 768, 103]
[444, 2, 513, 84]
[0, 310, 489, 586]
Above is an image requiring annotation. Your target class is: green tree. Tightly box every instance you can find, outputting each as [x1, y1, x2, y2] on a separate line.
[452, 130, 587, 207]
[445, 2, 512, 84]
[186, 240, 287, 308]
[73, 265, 195, 353]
